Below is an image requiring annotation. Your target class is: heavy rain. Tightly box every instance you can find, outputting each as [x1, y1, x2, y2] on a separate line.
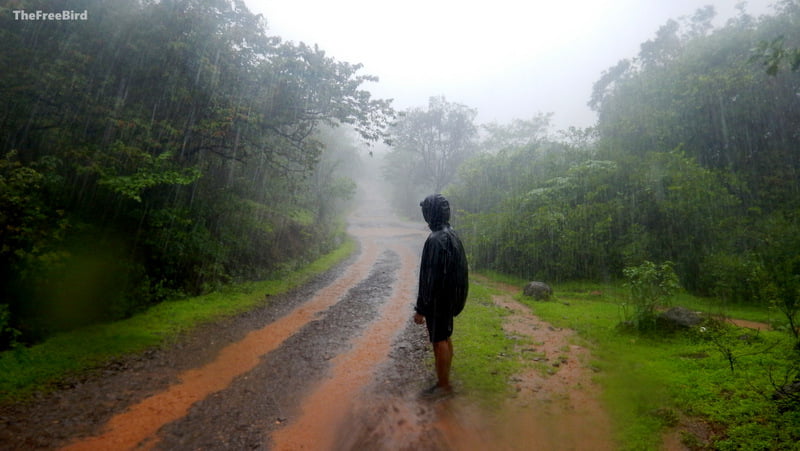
[1, 0, 799, 449]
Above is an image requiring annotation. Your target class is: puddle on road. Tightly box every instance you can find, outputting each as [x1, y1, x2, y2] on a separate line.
[332, 394, 494, 451]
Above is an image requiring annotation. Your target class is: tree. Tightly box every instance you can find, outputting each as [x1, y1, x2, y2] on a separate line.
[389, 96, 477, 193]
[753, 36, 800, 75]
[592, 3, 800, 215]
[0, 0, 393, 347]
[443, 3, 799, 310]
[480, 113, 553, 153]
[639, 19, 682, 69]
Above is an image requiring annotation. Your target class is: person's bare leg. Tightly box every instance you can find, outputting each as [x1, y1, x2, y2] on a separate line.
[433, 338, 453, 390]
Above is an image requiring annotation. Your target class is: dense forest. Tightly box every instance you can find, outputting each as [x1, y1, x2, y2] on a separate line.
[384, 2, 800, 331]
[0, 0, 393, 347]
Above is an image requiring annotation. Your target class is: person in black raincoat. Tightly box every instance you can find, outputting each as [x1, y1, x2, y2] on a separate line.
[414, 194, 468, 396]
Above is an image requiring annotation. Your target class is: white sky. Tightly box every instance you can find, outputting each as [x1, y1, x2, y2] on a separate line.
[245, 0, 777, 130]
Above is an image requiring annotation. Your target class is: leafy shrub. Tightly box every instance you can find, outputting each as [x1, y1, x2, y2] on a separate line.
[621, 260, 681, 332]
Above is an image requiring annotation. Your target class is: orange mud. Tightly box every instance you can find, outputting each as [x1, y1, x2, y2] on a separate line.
[269, 242, 421, 450]
[370, 291, 617, 451]
[62, 237, 382, 450]
[486, 294, 615, 450]
[340, 279, 618, 451]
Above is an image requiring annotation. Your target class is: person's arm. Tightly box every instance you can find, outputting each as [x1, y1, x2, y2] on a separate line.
[415, 237, 435, 317]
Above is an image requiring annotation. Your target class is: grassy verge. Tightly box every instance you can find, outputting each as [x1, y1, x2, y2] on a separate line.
[451, 280, 522, 407]
[501, 279, 800, 450]
[0, 238, 356, 404]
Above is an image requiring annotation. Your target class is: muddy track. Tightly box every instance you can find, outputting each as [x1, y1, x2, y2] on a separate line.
[0, 252, 347, 448]
[154, 250, 402, 450]
[0, 185, 616, 450]
[0, 187, 438, 450]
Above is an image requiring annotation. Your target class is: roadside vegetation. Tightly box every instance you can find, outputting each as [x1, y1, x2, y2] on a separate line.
[472, 270, 800, 450]
[0, 239, 355, 404]
[451, 280, 523, 406]
[0, 0, 390, 350]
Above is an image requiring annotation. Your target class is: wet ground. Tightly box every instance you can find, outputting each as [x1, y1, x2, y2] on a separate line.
[0, 183, 617, 450]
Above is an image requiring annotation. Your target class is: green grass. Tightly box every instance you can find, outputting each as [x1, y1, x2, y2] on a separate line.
[0, 238, 356, 404]
[555, 280, 781, 326]
[452, 280, 523, 407]
[502, 280, 800, 450]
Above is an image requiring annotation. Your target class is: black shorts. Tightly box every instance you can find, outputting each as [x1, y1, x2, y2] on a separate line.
[425, 315, 453, 343]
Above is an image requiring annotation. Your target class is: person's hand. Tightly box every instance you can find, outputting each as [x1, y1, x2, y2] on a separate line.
[414, 313, 425, 325]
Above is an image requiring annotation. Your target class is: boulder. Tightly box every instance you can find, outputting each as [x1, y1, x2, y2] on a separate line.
[523, 281, 552, 301]
[658, 307, 702, 329]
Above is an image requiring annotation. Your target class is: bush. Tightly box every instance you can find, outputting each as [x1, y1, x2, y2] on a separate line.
[621, 261, 681, 332]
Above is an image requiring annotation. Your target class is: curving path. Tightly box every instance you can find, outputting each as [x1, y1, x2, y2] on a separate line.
[1, 180, 615, 450]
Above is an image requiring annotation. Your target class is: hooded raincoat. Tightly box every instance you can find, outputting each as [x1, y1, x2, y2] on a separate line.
[415, 194, 469, 319]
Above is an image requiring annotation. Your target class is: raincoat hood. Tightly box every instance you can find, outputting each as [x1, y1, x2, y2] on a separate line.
[420, 194, 451, 231]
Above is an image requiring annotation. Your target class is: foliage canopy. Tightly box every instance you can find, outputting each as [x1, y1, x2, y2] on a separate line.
[0, 0, 393, 347]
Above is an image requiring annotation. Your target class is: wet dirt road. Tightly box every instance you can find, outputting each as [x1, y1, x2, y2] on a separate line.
[0, 183, 615, 450]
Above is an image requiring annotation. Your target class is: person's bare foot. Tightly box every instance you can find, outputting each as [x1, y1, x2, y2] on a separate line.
[420, 384, 453, 399]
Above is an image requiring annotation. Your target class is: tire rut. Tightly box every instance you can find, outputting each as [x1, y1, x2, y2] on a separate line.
[154, 250, 401, 450]
[58, 236, 388, 450]
[0, 251, 356, 450]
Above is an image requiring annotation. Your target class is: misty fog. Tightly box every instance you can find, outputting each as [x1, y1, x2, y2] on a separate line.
[251, 0, 778, 129]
